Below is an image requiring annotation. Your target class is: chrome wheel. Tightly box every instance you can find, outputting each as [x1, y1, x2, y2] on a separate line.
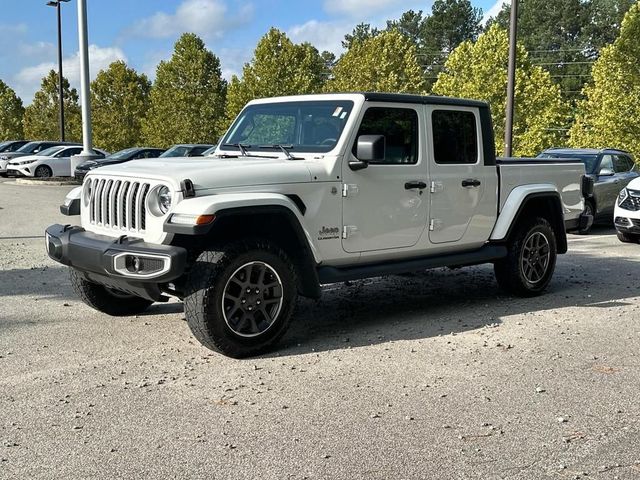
[520, 231, 550, 284]
[221, 261, 284, 337]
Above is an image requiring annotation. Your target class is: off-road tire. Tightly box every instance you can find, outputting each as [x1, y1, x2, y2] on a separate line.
[494, 217, 557, 297]
[617, 231, 639, 243]
[34, 165, 53, 178]
[183, 239, 298, 358]
[578, 201, 594, 234]
[70, 269, 153, 316]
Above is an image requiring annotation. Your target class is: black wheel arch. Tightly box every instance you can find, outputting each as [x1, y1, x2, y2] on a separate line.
[503, 192, 568, 254]
[172, 205, 321, 299]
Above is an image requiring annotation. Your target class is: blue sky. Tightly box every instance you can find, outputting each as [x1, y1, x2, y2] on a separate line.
[0, 0, 503, 104]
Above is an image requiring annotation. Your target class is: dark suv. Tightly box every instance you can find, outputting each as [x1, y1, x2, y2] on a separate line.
[537, 148, 638, 233]
[75, 147, 166, 182]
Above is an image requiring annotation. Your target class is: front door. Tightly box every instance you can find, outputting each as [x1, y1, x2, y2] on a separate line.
[341, 104, 428, 253]
[426, 106, 497, 245]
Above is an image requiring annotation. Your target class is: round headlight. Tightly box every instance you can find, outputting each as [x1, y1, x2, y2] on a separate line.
[157, 186, 172, 214]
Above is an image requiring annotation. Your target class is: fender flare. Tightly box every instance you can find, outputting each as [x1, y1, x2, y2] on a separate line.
[165, 192, 321, 263]
[490, 184, 562, 241]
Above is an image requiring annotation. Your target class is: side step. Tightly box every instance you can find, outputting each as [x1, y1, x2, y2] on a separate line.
[317, 244, 507, 284]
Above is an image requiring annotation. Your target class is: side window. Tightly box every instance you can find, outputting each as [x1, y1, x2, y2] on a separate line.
[615, 155, 634, 172]
[599, 154, 614, 172]
[189, 147, 208, 156]
[354, 107, 418, 164]
[63, 147, 82, 157]
[432, 110, 478, 164]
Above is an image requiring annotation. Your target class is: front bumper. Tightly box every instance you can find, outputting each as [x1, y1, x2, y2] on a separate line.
[45, 224, 187, 300]
[6, 165, 29, 177]
[614, 203, 640, 233]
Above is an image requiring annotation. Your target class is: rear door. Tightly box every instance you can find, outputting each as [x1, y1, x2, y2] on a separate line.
[614, 154, 638, 188]
[426, 106, 497, 246]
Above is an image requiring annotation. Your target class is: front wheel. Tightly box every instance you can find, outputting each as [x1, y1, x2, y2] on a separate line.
[70, 269, 153, 316]
[183, 240, 298, 358]
[494, 217, 557, 297]
[34, 165, 53, 178]
[578, 202, 594, 234]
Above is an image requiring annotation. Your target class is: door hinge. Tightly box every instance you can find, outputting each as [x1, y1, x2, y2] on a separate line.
[342, 184, 359, 197]
[342, 225, 358, 239]
[429, 219, 443, 231]
[430, 181, 444, 193]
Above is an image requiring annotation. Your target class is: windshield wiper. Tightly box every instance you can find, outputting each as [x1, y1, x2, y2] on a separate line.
[258, 144, 302, 160]
[222, 143, 251, 156]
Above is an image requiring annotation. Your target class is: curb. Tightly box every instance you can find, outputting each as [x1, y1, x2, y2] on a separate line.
[15, 178, 79, 187]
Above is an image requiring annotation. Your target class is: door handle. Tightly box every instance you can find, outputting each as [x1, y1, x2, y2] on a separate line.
[461, 179, 481, 187]
[405, 180, 427, 190]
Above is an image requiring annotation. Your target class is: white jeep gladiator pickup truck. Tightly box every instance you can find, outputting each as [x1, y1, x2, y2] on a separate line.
[46, 93, 593, 357]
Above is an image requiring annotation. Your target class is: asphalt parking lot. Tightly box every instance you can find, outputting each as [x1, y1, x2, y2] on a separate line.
[1, 178, 639, 479]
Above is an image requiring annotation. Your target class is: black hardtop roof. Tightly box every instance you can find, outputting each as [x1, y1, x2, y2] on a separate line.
[362, 92, 489, 108]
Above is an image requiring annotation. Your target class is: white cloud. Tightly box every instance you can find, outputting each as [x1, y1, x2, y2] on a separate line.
[482, 0, 506, 24]
[288, 20, 350, 54]
[128, 0, 254, 40]
[13, 45, 127, 104]
[323, 0, 400, 17]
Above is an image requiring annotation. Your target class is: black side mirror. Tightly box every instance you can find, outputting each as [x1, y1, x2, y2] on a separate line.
[350, 135, 385, 171]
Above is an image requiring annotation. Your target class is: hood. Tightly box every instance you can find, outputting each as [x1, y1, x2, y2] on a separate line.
[626, 177, 640, 191]
[0, 152, 27, 160]
[92, 156, 313, 190]
[8, 154, 45, 164]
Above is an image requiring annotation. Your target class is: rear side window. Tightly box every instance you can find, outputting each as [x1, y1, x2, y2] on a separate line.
[189, 146, 209, 156]
[613, 154, 634, 172]
[432, 110, 478, 164]
[354, 107, 419, 164]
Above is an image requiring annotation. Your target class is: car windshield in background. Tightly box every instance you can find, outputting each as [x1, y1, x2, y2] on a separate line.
[538, 153, 599, 174]
[202, 146, 217, 156]
[38, 146, 65, 157]
[108, 148, 139, 160]
[160, 146, 190, 158]
[16, 142, 44, 154]
[220, 100, 354, 154]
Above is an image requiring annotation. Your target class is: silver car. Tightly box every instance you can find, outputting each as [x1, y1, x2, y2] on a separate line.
[537, 148, 638, 233]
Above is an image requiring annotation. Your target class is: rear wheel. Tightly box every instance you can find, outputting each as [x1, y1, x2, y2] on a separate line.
[70, 269, 153, 316]
[617, 231, 640, 243]
[34, 165, 53, 178]
[183, 239, 297, 358]
[494, 217, 557, 297]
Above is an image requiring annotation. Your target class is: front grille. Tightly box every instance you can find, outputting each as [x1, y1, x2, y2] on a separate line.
[620, 190, 640, 211]
[632, 219, 640, 228]
[87, 177, 152, 232]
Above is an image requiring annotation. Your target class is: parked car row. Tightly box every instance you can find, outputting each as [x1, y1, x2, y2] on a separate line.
[0, 140, 216, 179]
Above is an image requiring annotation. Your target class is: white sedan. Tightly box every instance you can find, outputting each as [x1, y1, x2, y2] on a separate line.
[7, 145, 107, 178]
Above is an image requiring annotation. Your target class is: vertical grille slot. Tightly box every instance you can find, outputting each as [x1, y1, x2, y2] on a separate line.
[88, 176, 154, 233]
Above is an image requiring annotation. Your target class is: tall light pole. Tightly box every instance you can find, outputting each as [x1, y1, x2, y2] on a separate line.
[504, 0, 518, 157]
[46, 0, 70, 142]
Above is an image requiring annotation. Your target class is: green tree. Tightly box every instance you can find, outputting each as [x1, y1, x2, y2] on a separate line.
[328, 30, 425, 94]
[569, 2, 640, 159]
[142, 33, 226, 148]
[387, 2, 482, 90]
[342, 23, 380, 49]
[489, 0, 635, 103]
[23, 70, 81, 142]
[433, 24, 568, 156]
[91, 61, 151, 152]
[0, 80, 24, 140]
[224, 28, 326, 126]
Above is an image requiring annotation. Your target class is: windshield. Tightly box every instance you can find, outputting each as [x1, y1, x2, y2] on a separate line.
[537, 152, 599, 173]
[38, 146, 65, 157]
[160, 146, 191, 158]
[220, 100, 354, 154]
[108, 148, 139, 160]
[17, 142, 45, 154]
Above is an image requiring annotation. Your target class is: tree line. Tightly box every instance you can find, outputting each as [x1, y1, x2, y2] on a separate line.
[0, 0, 638, 158]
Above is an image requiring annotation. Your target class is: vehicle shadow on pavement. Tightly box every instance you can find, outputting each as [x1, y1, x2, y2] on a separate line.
[0, 265, 74, 301]
[275, 247, 639, 356]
